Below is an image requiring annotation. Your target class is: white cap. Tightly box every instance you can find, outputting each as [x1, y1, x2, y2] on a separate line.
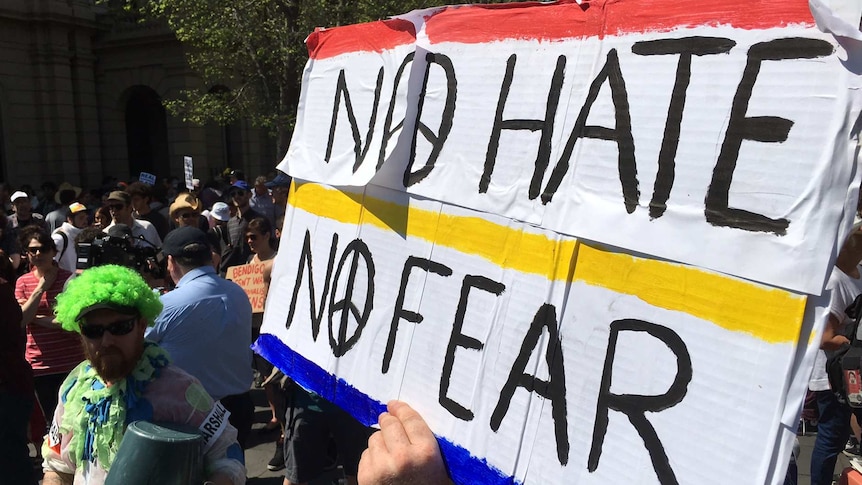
[211, 201, 230, 222]
[10, 191, 28, 202]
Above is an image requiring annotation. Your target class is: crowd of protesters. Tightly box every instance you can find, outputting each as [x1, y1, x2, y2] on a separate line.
[0, 169, 365, 484]
[0, 167, 501, 485]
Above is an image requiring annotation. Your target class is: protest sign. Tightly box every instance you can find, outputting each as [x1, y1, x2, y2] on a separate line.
[256, 1, 862, 484]
[183, 156, 194, 192]
[139, 171, 157, 186]
[282, 0, 862, 295]
[226, 262, 267, 313]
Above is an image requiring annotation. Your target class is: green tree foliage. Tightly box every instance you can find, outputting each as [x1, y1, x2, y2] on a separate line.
[111, 0, 510, 157]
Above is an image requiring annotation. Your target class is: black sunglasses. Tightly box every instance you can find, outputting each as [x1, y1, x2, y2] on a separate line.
[108, 204, 125, 211]
[231, 190, 246, 197]
[179, 212, 199, 219]
[80, 317, 138, 340]
[26, 246, 47, 255]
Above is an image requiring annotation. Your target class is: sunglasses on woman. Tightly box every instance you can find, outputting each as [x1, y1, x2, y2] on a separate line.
[80, 316, 138, 339]
[26, 246, 48, 255]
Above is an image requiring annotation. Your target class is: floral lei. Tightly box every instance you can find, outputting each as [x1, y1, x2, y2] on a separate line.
[58, 342, 171, 470]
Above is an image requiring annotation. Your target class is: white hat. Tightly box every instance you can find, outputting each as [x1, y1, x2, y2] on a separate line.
[10, 191, 28, 202]
[211, 202, 230, 222]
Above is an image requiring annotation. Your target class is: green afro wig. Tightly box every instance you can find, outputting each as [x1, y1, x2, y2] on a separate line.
[55, 265, 163, 333]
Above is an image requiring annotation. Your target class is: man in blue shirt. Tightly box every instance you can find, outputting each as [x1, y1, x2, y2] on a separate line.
[146, 226, 255, 450]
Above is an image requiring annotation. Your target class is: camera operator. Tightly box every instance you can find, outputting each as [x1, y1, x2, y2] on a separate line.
[104, 191, 161, 249]
[75, 224, 166, 289]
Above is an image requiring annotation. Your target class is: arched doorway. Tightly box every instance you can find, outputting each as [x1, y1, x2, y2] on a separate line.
[124, 85, 169, 178]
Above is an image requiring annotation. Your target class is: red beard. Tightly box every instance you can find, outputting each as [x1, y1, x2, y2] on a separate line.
[83, 341, 143, 382]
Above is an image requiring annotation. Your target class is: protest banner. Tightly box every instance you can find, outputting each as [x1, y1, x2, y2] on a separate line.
[183, 156, 194, 192]
[139, 171, 157, 186]
[256, 1, 862, 483]
[226, 262, 267, 313]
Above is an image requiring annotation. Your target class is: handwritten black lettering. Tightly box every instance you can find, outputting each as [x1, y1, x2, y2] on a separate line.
[490, 303, 568, 465]
[481, 54, 566, 195]
[325, 67, 385, 172]
[541, 48, 637, 211]
[439, 275, 505, 420]
[328, 238, 375, 357]
[286, 230, 338, 340]
[631, 37, 736, 219]
[705, 37, 833, 235]
[403, 52, 457, 187]
[588, 319, 692, 485]
[383, 256, 453, 373]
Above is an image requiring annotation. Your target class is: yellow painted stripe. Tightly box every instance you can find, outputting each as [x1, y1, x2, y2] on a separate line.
[290, 181, 579, 281]
[574, 244, 805, 343]
[289, 182, 806, 343]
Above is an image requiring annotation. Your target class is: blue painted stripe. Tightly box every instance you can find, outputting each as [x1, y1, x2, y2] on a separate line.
[253, 333, 521, 485]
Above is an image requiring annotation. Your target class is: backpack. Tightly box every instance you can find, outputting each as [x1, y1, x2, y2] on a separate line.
[826, 294, 862, 407]
[53, 229, 69, 261]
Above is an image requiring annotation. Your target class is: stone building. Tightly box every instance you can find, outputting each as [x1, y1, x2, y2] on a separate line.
[0, 0, 276, 191]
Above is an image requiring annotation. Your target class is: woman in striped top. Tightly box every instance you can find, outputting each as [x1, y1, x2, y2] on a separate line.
[15, 226, 84, 434]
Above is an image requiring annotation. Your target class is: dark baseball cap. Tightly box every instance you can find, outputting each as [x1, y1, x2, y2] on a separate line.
[161, 226, 210, 257]
[107, 191, 131, 205]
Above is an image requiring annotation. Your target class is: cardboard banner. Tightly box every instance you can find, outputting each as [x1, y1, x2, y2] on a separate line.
[226, 262, 267, 313]
[257, 1, 862, 484]
[259, 182, 823, 484]
[281, 0, 862, 295]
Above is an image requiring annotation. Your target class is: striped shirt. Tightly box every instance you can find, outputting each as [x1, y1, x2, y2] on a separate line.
[15, 268, 84, 376]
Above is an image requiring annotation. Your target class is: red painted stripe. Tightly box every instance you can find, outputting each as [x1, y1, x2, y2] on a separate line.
[424, 0, 815, 44]
[307, 18, 416, 60]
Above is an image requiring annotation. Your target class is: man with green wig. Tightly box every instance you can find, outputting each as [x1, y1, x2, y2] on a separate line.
[42, 264, 246, 485]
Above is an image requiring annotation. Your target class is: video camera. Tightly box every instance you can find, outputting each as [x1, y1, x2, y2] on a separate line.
[77, 229, 165, 279]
